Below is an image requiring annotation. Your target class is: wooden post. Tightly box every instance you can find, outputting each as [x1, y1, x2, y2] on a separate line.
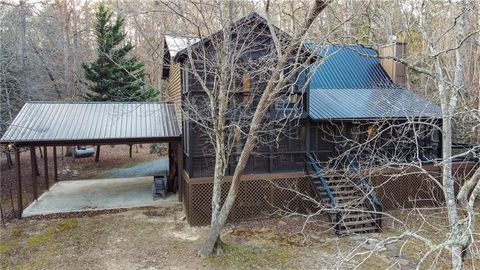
[30, 146, 38, 200]
[177, 142, 183, 202]
[95, 145, 100, 162]
[53, 146, 58, 182]
[437, 120, 443, 159]
[43, 146, 49, 190]
[129, 144, 133, 158]
[168, 143, 173, 189]
[33, 147, 40, 176]
[268, 133, 273, 173]
[14, 149, 22, 219]
[305, 121, 311, 173]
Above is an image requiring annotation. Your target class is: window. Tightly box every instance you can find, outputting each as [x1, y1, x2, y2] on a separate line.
[290, 126, 305, 151]
[351, 125, 361, 141]
[242, 73, 251, 93]
[297, 126, 305, 139]
[367, 125, 379, 140]
[275, 94, 299, 111]
[182, 65, 189, 93]
[242, 73, 252, 103]
[183, 118, 190, 156]
[234, 127, 243, 153]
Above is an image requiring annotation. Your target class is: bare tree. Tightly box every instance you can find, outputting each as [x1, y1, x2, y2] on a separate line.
[161, 0, 331, 257]
[276, 0, 479, 268]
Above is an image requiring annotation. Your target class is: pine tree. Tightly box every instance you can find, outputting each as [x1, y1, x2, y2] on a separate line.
[82, 4, 157, 101]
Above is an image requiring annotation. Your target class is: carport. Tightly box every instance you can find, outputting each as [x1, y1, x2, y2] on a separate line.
[0, 101, 182, 218]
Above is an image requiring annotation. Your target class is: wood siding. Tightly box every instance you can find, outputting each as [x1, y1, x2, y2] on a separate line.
[167, 62, 182, 126]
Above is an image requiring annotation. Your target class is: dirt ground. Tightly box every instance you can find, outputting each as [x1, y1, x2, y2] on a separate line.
[1, 144, 164, 221]
[1, 205, 479, 270]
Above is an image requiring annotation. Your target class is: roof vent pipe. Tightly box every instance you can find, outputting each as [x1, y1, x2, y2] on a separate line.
[379, 38, 407, 86]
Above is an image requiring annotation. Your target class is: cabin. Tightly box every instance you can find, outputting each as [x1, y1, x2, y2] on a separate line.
[2, 12, 472, 234]
[164, 12, 455, 233]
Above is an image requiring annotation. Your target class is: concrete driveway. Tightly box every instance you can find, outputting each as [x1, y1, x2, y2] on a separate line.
[97, 159, 169, 179]
[22, 176, 178, 217]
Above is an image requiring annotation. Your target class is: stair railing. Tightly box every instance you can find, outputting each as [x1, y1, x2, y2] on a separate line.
[306, 152, 343, 233]
[345, 155, 383, 228]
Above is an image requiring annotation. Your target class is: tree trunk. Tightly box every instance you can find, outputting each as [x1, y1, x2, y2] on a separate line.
[20, 0, 30, 101]
[61, 0, 71, 96]
[197, 0, 330, 257]
[65, 146, 74, 157]
[198, 213, 225, 257]
[72, 0, 79, 96]
[198, 145, 228, 257]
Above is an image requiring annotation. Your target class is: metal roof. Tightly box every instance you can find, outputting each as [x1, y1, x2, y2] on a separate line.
[1, 102, 181, 145]
[173, 12, 297, 62]
[165, 35, 200, 58]
[308, 44, 394, 89]
[306, 44, 442, 120]
[309, 88, 442, 120]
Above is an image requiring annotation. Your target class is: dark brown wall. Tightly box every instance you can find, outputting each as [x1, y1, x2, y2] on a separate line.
[177, 18, 310, 178]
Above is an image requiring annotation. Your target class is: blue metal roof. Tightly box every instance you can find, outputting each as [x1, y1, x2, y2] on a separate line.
[306, 44, 442, 120]
[309, 88, 442, 120]
[308, 44, 394, 89]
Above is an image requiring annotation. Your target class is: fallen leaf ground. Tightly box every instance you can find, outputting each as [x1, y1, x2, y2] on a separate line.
[1, 205, 478, 269]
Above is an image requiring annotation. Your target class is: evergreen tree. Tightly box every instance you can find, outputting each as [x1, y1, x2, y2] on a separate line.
[82, 4, 157, 101]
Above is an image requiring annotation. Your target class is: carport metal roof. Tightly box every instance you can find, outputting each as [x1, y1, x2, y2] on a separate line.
[0, 102, 181, 146]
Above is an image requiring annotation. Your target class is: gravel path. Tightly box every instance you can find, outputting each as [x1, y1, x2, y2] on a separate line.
[98, 159, 169, 178]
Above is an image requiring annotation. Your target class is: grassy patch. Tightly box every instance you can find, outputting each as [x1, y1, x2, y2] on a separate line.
[26, 230, 54, 247]
[230, 227, 306, 246]
[0, 219, 79, 270]
[55, 219, 78, 232]
[0, 242, 11, 254]
[206, 242, 296, 269]
[11, 229, 23, 238]
[26, 219, 77, 247]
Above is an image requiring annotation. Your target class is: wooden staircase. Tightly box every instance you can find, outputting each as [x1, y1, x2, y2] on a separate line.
[307, 153, 382, 235]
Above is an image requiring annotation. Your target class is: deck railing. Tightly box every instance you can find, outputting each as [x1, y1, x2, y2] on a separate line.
[306, 152, 343, 232]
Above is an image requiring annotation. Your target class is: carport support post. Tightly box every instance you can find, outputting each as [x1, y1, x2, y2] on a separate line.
[53, 146, 58, 182]
[14, 148, 22, 219]
[129, 144, 133, 158]
[30, 146, 38, 200]
[95, 145, 100, 162]
[43, 146, 49, 190]
[33, 147, 40, 176]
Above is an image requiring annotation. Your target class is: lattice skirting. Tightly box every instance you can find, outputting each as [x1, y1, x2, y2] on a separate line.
[182, 172, 319, 226]
[182, 162, 478, 226]
[369, 162, 478, 210]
